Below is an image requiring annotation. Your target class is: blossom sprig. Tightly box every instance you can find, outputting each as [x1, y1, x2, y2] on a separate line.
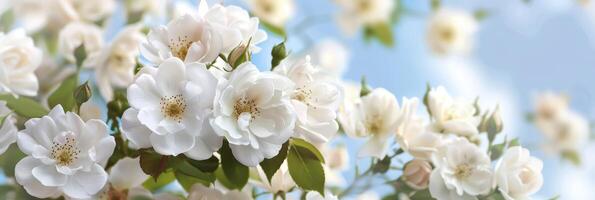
[0, 0, 550, 200]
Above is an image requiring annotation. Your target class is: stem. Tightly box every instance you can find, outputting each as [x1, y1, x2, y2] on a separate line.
[338, 164, 374, 198]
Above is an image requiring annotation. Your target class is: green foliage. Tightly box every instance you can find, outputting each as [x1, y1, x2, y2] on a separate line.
[372, 156, 391, 174]
[364, 23, 394, 47]
[173, 160, 216, 191]
[0, 144, 26, 177]
[0, 95, 48, 118]
[490, 142, 506, 161]
[260, 141, 289, 183]
[261, 20, 286, 37]
[474, 9, 489, 21]
[0, 10, 14, 32]
[142, 171, 176, 191]
[48, 74, 78, 111]
[228, 39, 252, 69]
[422, 83, 432, 116]
[187, 156, 219, 173]
[74, 44, 87, 68]
[219, 141, 249, 189]
[360, 76, 372, 97]
[287, 138, 325, 195]
[140, 151, 172, 180]
[562, 150, 581, 166]
[271, 41, 287, 70]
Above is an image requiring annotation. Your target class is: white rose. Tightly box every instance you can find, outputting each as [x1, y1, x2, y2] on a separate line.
[211, 62, 295, 167]
[140, 14, 223, 66]
[254, 161, 295, 193]
[396, 107, 443, 160]
[188, 184, 252, 200]
[305, 191, 339, 200]
[428, 86, 480, 137]
[108, 157, 149, 191]
[274, 56, 342, 144]
[0, 29, 42, 96]
[58, 21, 104, 63]
[69, 0, 115, 22]
[429, 138, 492, 200]
[15, 105, 116, 199]
[402, 159, 432, 190]
[121, 58, 222, 159]
[334, 0, 395, 35]
[495, 146, 543, 200]
[321, 144, 349, 186]
[352, 88, 417, 159]
[201, 2, 267, 53]
[533, 92, 568, 122]
[247, 0, 295, 27]
[0, 101, 17, 155]
[309, 39, 350, 79]
[426, 8, 478, 56]
[84, 24, 145, 101]
[540, 110, 589, 153]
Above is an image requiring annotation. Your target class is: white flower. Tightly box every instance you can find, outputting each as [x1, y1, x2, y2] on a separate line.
[321, 144, 349, 186]
[0, 29, 42, 96]
[201, 1, 267, 53]
[121, 57, 222, 159]
[402, 159, 432, 190]
[0, 101, 17, 155]
[188, 184, 252, 200]
[356, 191, 380, 200]
[396, 106, 443, 160]
[108, 157, 149, 191]
[140, 14, 223, 66]
[15, 105, 115, 199]
[334, 0, 395, 35]
[495, 146, 543, 200]
[426, 8, 478, 56]
[84, 24, 145, 101]
[308, 39, 350, 79]
[211, 62, 295, 167]
[247, 0, 295, 27]
[79, 102, 101, 121]
[429, 138, 492, 200]
[428, 86, 480, 137]
[58, 21, 104, 63]
[254, 161, 295, 193]
[35, 56, 76, 102]
[336, 81, 363, 139]
[274, 56, 342, 144]
[534, 92, 568, 122]
[346, 88, 416, 158]
[69, 0, 115, 22]
[541, 110, 589, 153]
[305, 191, 339, 200]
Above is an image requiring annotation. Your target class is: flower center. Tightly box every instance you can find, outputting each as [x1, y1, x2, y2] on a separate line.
[439, 26, 455, 44]
[234, 96, 260, 120]
[160, 94, 187, 123]
[292, 87, 316, 106]
[365, 115, 384, 134]
[168, 35, 193, 59]
[50, 135, 81, 166]
[454, 164, 473, 179]
[357, 0, 372, 14]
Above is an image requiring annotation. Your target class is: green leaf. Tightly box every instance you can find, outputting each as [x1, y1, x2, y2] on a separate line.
[422, 83, 431, 116]
[562, 150, 581, 166]
[260, 141, 289, 183]
[142, 171, 175, 191]
[474, 9, 489, 21]
[290, 138, 324, 163]
[431, 0, 441, 10]
[410, 189, 432, 200]
[364, 23, 394, 47]
[219, 141, 249, 189]
[360, 76, 372, 97]
[287, 140, 325, 195]
[271, 41, 287, 70]
[373, 156, 391, 174]
[486, 106, 503, 143]
[261, 20, 286, 37]
[187, 156, 219, 173]
[0, 95, 48, 118]
[48, 74, 78, 111]
[548, 195, 560, 200]
[0, 10, 14, 32]
[0, 144, 26, 177]
[174, 160, 216, 191]
[74, 44, 87, 68]
[214, 167, 235, 189]
[508, 138, 520, 147]
[490, 142, 506, 161]
[139, 151, 171, 180]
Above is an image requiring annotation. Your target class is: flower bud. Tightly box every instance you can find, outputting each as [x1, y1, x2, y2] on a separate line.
[73, 81, 92, 107]
[402, 159, 432, 190]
